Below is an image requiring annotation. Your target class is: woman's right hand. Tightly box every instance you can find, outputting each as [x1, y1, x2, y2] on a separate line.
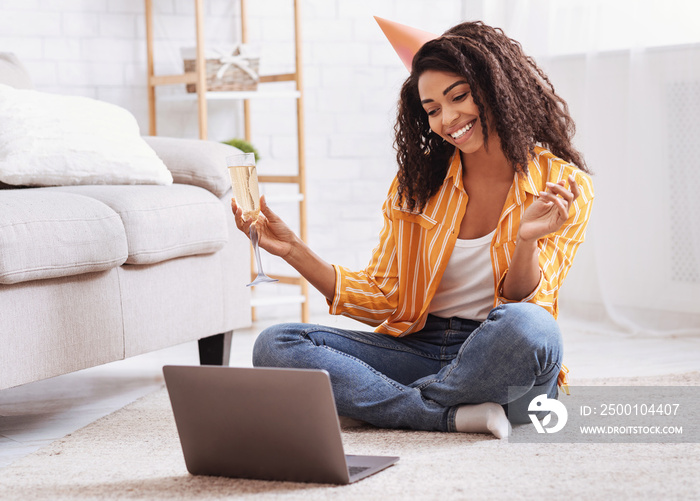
[232, 195, 337, 300]
[231, 195, 299, 259]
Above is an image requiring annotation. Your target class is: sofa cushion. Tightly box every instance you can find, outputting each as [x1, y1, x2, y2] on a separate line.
[46, 184, 229, 265]
[0, 84, 173, 187]
[143, 136, 238, 198]
[0, 190, 128, 285]
[0, 53, 33, 89]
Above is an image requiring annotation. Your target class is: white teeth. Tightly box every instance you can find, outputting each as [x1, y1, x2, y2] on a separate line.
[451, 120, 475, 139]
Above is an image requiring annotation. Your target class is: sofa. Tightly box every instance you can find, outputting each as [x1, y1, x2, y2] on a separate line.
[0, 53, 252, 390]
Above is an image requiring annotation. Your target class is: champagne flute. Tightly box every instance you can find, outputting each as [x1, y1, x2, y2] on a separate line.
[227, 153, 279, 286]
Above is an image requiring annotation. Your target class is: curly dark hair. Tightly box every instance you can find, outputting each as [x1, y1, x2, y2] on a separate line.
[394, 21, 589, 212]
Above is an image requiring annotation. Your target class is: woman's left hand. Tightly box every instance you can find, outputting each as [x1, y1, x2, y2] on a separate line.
[518, 174, 580, 242]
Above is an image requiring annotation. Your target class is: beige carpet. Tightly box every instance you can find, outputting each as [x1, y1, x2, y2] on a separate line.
[1, 373, 699, 500]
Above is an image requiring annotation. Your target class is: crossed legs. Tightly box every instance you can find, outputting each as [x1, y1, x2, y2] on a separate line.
[252, 303, 563, 436]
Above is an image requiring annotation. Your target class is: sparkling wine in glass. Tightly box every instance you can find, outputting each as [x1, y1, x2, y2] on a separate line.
[227, 153, 278, 286]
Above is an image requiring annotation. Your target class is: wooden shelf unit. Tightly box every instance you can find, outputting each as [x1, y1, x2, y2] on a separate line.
[144, 0, 309, 323]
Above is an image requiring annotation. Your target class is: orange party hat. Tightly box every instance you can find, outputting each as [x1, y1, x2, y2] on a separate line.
[374, 16, 438, 71]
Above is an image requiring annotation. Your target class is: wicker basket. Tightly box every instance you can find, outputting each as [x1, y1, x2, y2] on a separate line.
[181, 46, 260, 93]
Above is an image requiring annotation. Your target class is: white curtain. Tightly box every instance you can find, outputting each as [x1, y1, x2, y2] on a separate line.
[463, 0, 700, 336]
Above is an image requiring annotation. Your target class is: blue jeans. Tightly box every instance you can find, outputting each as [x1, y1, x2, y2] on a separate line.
[252, 303, 562, 431]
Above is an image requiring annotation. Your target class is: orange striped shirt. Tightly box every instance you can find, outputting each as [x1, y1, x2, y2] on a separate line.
[329, 146, 595, 339]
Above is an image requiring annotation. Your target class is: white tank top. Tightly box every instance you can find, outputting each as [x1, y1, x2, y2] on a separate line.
[428, 230, 495, 321]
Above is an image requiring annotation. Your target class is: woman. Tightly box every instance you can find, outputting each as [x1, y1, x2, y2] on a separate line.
[231, 20, 594, 439]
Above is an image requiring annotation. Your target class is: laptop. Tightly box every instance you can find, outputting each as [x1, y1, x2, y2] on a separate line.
[163, 365, 399, 484]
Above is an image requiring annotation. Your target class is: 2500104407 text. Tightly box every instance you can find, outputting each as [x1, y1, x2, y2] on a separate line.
[597, 403, 680, 416]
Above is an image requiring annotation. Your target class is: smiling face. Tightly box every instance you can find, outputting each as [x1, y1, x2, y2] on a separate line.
[417, 69, 487, 156]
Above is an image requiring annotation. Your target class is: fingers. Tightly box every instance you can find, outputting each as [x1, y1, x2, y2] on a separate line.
[545, 181, 574, 205]
[568, 174, 581, 200]
[260, 195, 276, 220]
[539, 185, 569, 220]
[230, 198, 252, 237]
[537, 191, 569, 219]
[539, 174, 581, 218]
[260, 195, 285, 228]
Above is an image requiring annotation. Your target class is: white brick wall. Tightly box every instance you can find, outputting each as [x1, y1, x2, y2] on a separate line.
[1, 0, 466, 319]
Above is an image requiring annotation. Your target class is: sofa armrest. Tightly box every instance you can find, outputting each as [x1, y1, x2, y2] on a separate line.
[143, 136, 241, 198]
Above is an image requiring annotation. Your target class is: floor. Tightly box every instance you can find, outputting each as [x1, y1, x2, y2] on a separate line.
[2, 313, 700, 469]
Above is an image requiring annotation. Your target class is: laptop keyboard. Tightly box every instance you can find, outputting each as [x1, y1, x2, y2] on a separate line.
[348, 466, 371, 476]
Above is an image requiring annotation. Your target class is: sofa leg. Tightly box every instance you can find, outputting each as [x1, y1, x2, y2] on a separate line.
[198, 331, 233, 366]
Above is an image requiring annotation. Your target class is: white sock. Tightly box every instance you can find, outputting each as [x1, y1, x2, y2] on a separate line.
[454, 402, 511, 439]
